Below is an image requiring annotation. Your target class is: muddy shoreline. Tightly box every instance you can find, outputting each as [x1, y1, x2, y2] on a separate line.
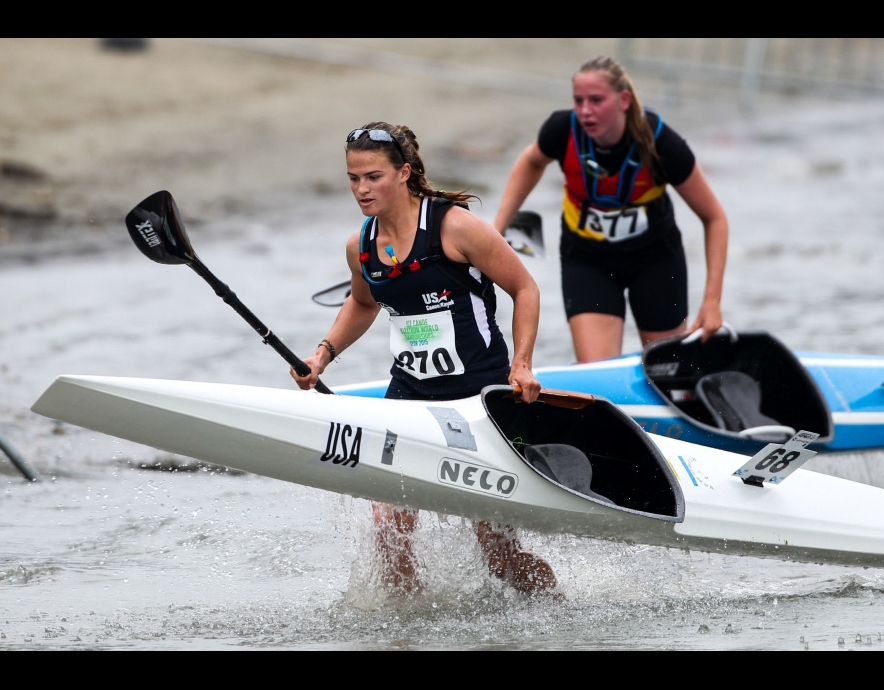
[4, 38, 759, 264]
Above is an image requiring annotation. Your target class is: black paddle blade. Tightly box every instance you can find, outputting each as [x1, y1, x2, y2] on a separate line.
[311, 280, 352, 308]
[507, 210, 544, 258]
[125, 190, 196, 265]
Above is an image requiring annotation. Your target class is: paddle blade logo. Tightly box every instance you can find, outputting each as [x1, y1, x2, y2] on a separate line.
[134, 220, 161, 248]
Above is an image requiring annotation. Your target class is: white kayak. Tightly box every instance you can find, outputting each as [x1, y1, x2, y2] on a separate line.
[32, 374, 884, 569]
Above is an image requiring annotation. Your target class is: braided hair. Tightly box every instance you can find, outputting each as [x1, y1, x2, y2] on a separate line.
[346, 121, 478, 207]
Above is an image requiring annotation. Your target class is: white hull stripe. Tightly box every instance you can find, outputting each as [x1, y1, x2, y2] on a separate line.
[621, 405, 884, 427]
[799, 357, 884, 369]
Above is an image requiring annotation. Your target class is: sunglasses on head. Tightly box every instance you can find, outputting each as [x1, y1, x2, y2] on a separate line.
[346, 128, 406, 162]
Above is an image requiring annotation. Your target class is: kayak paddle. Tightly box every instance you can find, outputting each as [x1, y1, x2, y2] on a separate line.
[124, 190, 333, 395]
[505, 209, 545, 259]
[0, 433, 41, 482]
[311, 279, 352, 308]
[310, 209, 545, 307]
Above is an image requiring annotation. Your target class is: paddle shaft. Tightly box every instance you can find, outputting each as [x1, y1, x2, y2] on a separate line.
[0, 434, 41, 482]
[188, 258, 334, 395]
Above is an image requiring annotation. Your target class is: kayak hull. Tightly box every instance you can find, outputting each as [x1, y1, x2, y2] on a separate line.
[32, 374, 884, 569]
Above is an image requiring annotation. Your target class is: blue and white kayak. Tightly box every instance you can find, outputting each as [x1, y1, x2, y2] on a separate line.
[335, 328, 884, 455]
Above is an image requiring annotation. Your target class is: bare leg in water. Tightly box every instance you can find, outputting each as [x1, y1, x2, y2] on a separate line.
[372, 506, 557, 596]
[372, 502, 421, 595]
[474, 520, 558, 595]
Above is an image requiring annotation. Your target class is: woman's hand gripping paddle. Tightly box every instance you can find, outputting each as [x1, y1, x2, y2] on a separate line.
[124, 190, 333, 395]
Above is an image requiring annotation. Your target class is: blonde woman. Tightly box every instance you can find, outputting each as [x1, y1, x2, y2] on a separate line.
[495, 56, 729, 363]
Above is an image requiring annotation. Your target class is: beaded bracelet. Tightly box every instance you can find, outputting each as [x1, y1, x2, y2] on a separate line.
[318, 338, 339, 362]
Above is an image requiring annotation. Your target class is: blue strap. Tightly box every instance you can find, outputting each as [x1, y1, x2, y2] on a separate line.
[359, 216, 390, 286]
[573, 109, 664, 210]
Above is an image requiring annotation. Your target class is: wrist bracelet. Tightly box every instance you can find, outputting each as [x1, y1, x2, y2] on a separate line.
[318, 339, 339, 362]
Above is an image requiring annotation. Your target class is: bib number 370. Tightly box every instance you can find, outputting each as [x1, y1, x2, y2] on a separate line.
[397, 348, 457, 377]
[389, 311, 465, 380]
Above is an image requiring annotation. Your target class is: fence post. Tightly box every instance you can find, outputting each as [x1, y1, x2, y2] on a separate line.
[739, 38, 769, 115]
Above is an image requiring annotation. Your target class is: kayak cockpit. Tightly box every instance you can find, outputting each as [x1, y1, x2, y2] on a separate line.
[643, 328, 834, 445]
[482, 386, 684, 519]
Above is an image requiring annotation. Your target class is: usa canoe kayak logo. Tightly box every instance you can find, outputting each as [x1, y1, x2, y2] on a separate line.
[134, 219, 161, 248]
[422, 290, 453, 311]
[438, 458, 517, 497]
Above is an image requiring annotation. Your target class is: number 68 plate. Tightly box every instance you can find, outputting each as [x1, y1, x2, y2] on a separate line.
[733, 430, 820, 487]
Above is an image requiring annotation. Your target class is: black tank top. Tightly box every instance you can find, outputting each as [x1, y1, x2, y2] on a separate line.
[360, 196, 510, 399]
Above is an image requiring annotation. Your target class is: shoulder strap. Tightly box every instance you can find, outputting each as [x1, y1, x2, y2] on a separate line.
[425, 196, 465, 257]
[425, 197, 493, 303]
[358, 216, 380, 284]
[574, 109, 663, 209]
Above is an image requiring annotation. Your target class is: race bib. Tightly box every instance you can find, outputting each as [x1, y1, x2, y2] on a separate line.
[574, 205, 649, 243]
[389, 311, 465, 380]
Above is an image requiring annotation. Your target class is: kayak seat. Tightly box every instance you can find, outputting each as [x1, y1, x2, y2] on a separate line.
[524, 444, 614, 504]
[694, 372, 796, 442]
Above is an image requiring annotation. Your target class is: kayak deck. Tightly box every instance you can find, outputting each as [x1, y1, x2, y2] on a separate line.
[482, 386, 681, 517]
[642, 330, 833, 444]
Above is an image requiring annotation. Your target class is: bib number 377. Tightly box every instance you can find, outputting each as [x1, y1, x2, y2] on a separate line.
[578, 206, 649, 243]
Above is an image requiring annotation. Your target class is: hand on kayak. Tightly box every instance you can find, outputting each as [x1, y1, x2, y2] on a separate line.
[689, 298, 724, 342]
[510, 364, 541, 403]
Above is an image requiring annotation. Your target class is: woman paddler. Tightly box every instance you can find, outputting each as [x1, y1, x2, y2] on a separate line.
[290, 121, 558, 597]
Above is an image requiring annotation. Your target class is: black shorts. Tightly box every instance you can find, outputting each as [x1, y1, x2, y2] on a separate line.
[385, 370, 509, 401]
[560, 237, 688, 332]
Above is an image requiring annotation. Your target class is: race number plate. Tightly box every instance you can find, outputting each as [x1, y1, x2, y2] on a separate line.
[389, 310, 465, 380]
[580, 206, 649, 243]
[733, 430, 820, 487]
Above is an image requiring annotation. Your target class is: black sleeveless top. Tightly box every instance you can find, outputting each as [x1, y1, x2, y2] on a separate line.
[360, 196, 510, 399]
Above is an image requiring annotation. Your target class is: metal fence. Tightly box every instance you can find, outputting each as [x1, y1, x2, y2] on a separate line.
[618, 38, 884, 113]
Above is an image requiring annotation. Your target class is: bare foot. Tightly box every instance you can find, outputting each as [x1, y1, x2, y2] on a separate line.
[474, 520, 558, 596]
[508, 551, 558, 595]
